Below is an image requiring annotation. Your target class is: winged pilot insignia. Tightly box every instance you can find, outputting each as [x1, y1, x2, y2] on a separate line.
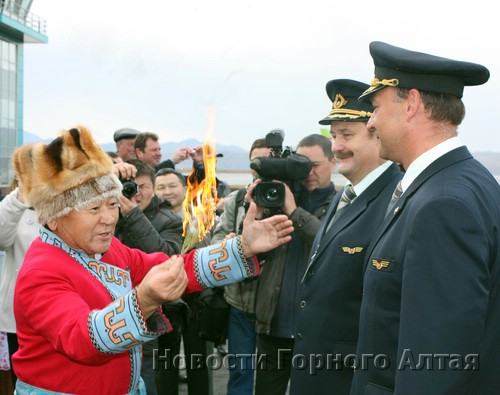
[372, 259, 390, 270]
[342, 246, 364, 255]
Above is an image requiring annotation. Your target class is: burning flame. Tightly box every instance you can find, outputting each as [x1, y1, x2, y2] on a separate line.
[181, 107, 219, 252]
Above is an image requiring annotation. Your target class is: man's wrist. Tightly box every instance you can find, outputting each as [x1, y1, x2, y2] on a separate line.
[135, 285, 160, 319]
[237, 235, 254, 259]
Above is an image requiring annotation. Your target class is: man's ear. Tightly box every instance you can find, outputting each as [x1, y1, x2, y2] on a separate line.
[47, 219, 58, 232]
[405, 89, 422, 121]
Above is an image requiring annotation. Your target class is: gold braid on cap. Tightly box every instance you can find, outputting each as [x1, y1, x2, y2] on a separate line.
[326, 93, 373, 120]
[326, 109, 373, 120]
[363, 78, 399, 94]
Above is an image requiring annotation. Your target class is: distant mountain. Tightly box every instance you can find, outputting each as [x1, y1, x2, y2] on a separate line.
[22, 132, 500, 175]
[23, 131, 53, 144]
[163, 142, 249, 171]
[24, 131, 250, 171]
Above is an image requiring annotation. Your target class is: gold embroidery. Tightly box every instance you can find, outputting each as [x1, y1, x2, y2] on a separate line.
[342, 246, 364, 255]
[333, 93, 347, 109]
[364, 78, 399, 94]
[327, 108, 372, 120]
[372, 259, 390, 270]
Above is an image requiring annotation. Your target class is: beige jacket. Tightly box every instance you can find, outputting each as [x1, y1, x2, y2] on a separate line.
[0, 188, 40, 333]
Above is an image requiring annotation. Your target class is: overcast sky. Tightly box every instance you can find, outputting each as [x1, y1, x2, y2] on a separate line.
[25, 0, 499, 153]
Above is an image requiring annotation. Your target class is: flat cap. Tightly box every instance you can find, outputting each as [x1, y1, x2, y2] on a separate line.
[319, 79, 374, 125]
[359, 41, 490, 102]
[113, 128, 140, 142]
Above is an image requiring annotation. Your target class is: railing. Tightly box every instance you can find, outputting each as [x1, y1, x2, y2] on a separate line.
[0, 2, 47, 36]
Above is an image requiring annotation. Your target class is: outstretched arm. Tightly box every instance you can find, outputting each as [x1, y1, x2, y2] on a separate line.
[240, 201, 293, 257]
[135, 201, 293, 318]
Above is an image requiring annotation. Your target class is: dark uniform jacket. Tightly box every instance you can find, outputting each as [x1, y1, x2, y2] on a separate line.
[351, 147, 500, 395]
[290, 163, 402, 395]
[255, 184, 336, 335]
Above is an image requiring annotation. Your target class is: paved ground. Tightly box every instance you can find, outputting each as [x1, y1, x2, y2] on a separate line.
[177, 345, 290, 395]
[177, 344, 229, 395]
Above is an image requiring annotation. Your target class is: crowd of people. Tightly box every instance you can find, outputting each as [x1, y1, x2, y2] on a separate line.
[0, 40, 498, 395]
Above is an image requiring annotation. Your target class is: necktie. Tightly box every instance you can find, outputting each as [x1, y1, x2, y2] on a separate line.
[326, 184, 356, 231]
[385, 180, 403, 217]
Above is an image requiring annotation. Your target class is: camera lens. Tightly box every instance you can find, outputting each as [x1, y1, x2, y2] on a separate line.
[265, 187, 279, 203]
[253, 182, 284, 208]
[121, 180, 139, 199]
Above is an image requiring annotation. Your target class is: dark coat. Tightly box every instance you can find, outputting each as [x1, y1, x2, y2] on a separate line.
[290, 163, 402, 395]
[115, 195, 183, 256]
[351, 147, 500, 395]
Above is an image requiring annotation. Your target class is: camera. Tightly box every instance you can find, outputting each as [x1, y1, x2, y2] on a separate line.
[250, 129, 311, 208]
[120, 177, 139, 199]
[253, 182, 286, 208]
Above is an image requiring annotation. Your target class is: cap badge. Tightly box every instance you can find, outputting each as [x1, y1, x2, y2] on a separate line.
[333, 93, 347, 109]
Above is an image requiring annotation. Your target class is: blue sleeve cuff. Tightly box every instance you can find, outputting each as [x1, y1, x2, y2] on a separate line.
[193, 236, 259, 288]
[88, 288, 172, 353]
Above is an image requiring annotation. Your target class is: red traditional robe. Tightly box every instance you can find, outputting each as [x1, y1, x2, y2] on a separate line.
[13, 234, 258, 394]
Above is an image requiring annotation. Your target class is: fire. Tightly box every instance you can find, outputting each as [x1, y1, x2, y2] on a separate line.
[181, 107, 219, 252]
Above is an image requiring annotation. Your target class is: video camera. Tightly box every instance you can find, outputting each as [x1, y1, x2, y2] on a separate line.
[250, 129, 311, 208]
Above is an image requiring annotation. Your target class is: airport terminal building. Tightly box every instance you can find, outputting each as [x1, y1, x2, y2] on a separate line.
[0, 0, 46, 188]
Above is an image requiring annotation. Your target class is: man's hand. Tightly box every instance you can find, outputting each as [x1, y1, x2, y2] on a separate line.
[118, 195, 138, 216]
[190, 146, 204, 165]
[171, 147, 192, 164]
[113, 162, 137, 180]
[281, 183, 297, 216]
[240, 202, 293, 257]
[136, 255, 188, 318]
[244, 180, 264, 219]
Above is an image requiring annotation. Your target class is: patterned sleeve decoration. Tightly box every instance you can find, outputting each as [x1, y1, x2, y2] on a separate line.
[194, 236, 260, 288]
[89, 288, 171, 354]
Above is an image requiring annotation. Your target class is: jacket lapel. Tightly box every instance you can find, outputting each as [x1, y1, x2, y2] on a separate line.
[319, 191, 342, 236]
[305, 163, 402, 273]
[363, 147, 473, 271]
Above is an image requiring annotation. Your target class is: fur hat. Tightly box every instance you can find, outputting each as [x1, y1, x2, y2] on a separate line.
[12, 126, 122, 224]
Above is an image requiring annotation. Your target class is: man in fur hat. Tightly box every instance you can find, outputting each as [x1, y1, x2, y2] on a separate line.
[11, 126, 294, 395]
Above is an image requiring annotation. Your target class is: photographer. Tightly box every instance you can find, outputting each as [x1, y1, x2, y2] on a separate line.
[115, 160, 182, 256]
[253, 134, 337, 395]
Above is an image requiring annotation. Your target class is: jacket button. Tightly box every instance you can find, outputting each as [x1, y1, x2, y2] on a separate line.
[308, 269, 315, 276]
[300, 300, 306, 308]
[296, 332, 302, 340]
